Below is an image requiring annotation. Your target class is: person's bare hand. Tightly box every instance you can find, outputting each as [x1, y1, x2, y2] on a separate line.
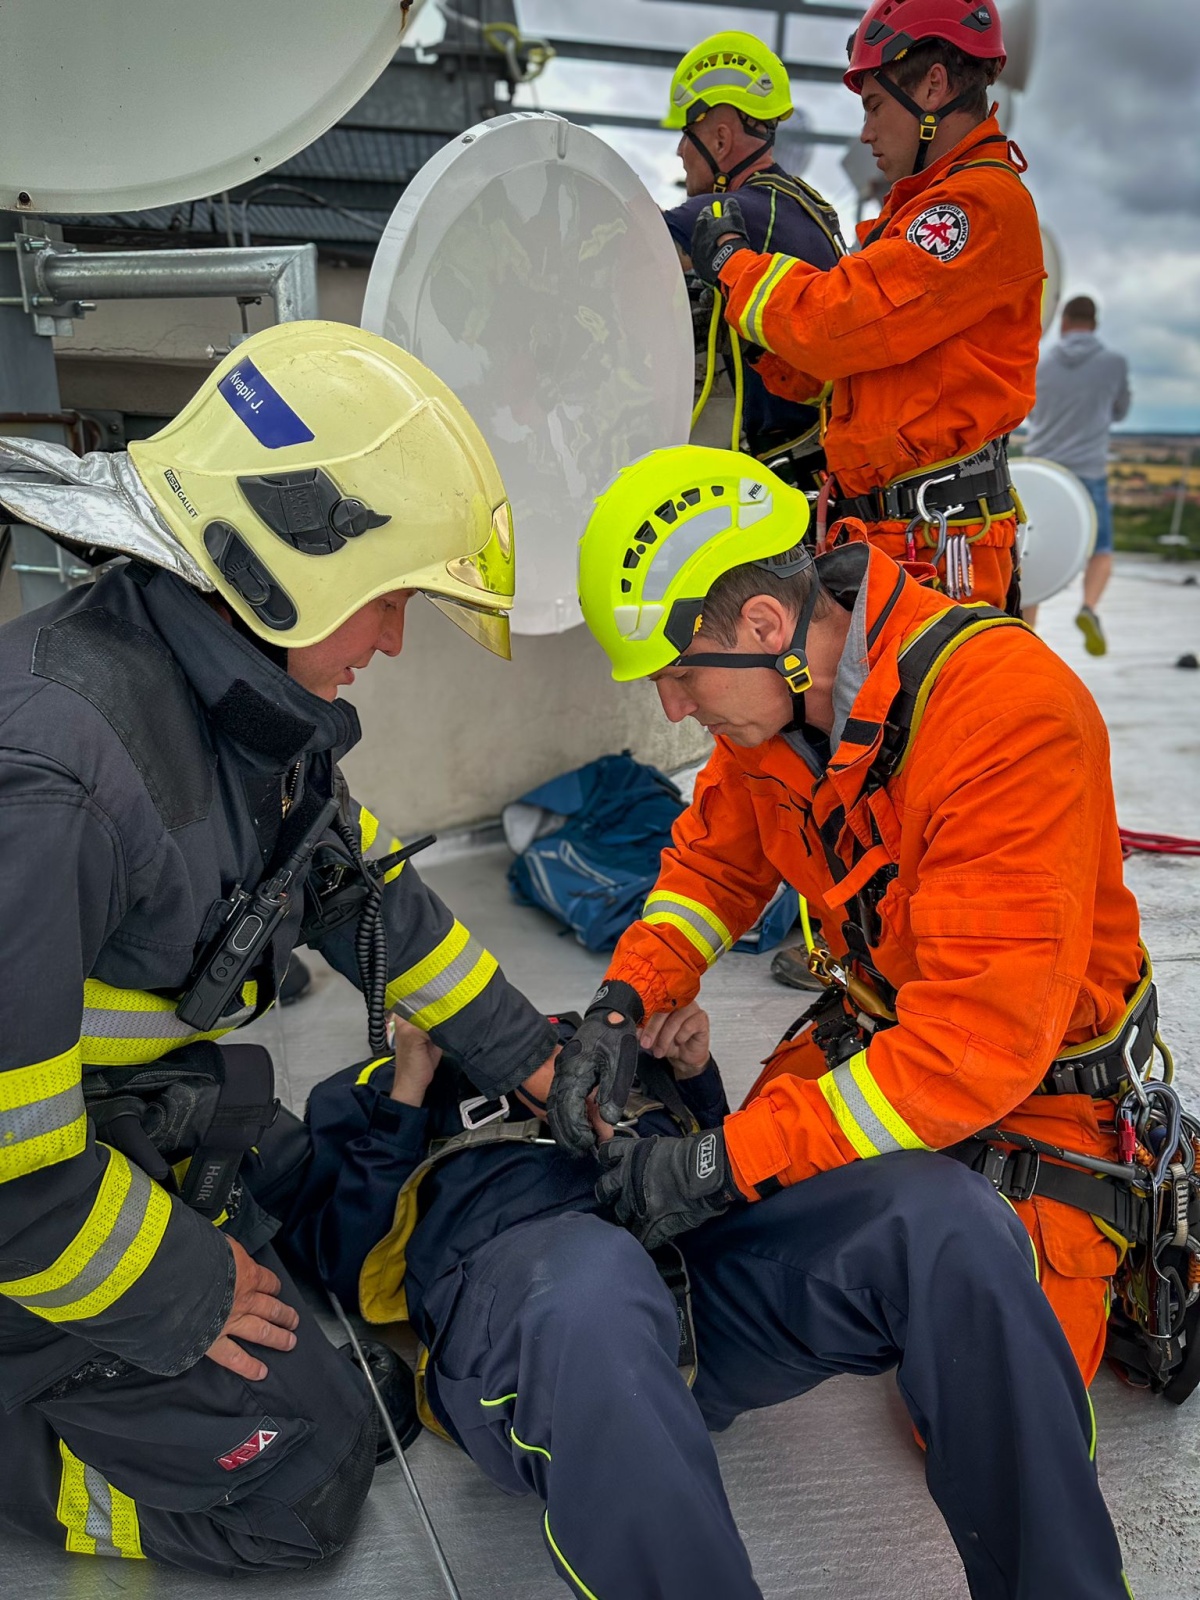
[389, 1014, 441, 1106]
[638, 1002, 712, 1079]
[205, 1236, 299, 1382]
[515, 1048, 559, 1119]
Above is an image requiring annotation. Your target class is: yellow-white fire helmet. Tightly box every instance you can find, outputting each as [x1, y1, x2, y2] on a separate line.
[130, 321, 515, 655]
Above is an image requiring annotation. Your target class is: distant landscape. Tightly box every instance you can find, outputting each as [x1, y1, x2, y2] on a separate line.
[1015, 431, 1200, 559]
[1107, 434, 1199, 557]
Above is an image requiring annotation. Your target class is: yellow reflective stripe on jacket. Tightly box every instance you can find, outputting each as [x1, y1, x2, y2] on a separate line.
[0, 1147, 171, 1323]
[643, 892, 733, 966]
[360, 806, 380, 854]
[732, 252, 794, 349]
[817, 1050, 930, 1161]
[0, 1044, 87, 1182]
[383, 834, 406, 885]
[56, 1438, 143, 1558]
[385, 920, 498, 1031]
[80, 978, 257, 1067]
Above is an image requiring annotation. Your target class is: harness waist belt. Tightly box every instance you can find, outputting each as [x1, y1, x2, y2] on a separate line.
[832, 442, 1013, 526]
[1040, 977, 1158, 1099]
[949, 1136, 1150, 1245]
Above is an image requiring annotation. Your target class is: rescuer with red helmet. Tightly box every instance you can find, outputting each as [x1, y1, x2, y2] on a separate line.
[686, 0, 1041, 616]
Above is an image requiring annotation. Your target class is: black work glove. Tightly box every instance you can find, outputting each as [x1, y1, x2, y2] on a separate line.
[547, 980, 644, 1155]
[689, 195, 753, 288]
[595, 1126, 742, 1250]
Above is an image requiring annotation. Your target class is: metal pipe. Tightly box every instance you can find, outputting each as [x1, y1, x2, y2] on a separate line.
[36, 243, 319, 323]
[327, 1291, 463, 1600]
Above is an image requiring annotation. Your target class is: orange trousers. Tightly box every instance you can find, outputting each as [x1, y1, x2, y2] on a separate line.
[744, 1018, 1112, 1385]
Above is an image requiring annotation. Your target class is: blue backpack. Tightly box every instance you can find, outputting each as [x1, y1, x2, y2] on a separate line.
[505, 752, 798, 955]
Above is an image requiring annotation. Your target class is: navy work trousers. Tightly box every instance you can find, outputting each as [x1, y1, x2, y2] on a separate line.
[0, 1247, 376, 1576]
[424, 1152, 1128, 1600]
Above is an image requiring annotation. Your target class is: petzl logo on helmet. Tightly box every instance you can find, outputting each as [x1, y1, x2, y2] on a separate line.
[218, 358, 316, 449]
[906, 204, 970, 262]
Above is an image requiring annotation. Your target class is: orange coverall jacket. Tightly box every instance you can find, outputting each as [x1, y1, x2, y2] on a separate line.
[716, 116, 1044, 611]
[607, 545, 1141, 1382]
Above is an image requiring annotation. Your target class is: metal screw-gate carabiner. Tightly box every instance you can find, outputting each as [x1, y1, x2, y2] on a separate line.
[912, 473, 963, 580]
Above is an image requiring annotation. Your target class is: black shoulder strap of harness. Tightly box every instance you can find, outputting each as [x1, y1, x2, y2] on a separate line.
[873, 605, 1024, 785]
[743, 169, 847, 257]
[817, 602, 1024, 899]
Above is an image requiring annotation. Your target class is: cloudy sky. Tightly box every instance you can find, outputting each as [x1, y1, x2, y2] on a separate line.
[493, 0, 1199, 433]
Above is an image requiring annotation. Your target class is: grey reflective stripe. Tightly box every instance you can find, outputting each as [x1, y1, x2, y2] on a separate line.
[82, 1465, 119, 1558]
[685, 66, 765, 98]
[741, 255, 790, 345]
[81, 1002, 252, 1041]
[393, 935, 490, 1019]
[643, 896, 727, 960]
[642, 506, 733, 603]
[12, 1161, 153, 1311]
[0, 1082, 85, 1146]
[828, 1062, 906, 1155]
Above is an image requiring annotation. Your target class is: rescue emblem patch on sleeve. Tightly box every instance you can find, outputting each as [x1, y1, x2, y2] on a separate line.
[906, 204, 970, 261]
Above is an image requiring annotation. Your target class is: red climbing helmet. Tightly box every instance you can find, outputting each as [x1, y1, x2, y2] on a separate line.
[845, 0, 1006, 94]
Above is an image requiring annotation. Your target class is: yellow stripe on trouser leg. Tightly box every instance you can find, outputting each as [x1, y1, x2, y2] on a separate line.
[816, 1050, 930, 1160]
[0, 1044, 87, 1181]
[489, 1418, 599, 1599]
[57, 1439, 143, 1558]
[544, 1512, 602, 1600]
[0, 1147, 172, 1323]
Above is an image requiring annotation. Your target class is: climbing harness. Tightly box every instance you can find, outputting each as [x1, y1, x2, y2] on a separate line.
[690, 170, 846, 460]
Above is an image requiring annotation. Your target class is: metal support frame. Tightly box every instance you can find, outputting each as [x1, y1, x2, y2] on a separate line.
[0, 229, 319, 337]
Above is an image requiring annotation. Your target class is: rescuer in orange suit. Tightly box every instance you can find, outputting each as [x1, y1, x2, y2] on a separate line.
[553, 446, 1154, 1399]
[686, 0, 1042, 614]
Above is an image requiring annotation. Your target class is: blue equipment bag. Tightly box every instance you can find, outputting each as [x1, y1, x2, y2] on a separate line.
[504, 753, 797, 955]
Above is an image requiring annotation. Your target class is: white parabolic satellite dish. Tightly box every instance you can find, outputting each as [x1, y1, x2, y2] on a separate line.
[1012, 457, 1097, 606]
[361, 112, 694, 635]
[0, 0, 413, 212]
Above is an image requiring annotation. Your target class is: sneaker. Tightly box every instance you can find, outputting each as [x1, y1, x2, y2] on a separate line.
[1075, 606, 1107, 657]
[770, 943, 826, 992]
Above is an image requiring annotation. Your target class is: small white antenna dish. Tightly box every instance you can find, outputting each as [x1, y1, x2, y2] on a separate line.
[0, 0, 416, 212]
[1040, 226, 1063, 335]
[997, 0, 1038, 94]
[1013, 457, 1097, 606]
[362, 112, 693, 635]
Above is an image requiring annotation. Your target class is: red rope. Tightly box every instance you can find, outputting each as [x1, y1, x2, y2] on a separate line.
[1120, 828, 1200, 859]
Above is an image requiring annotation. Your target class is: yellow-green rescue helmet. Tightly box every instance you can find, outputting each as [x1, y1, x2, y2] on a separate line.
[129, 321, 514, 655]
[578, 445, 813, 684]
[663, 31, 794, 131]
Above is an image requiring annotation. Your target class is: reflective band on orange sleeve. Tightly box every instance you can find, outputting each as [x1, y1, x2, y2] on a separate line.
[722, 1099, 791, 1201]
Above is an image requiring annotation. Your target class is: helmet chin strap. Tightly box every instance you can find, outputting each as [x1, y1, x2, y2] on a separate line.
[683, 112, 776, 194]
[872, 70, 974, 175]
[675, 568, 824, 728]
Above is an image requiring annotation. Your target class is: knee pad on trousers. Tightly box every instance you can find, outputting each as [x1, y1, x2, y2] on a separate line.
[290, 1408, 378, 1560]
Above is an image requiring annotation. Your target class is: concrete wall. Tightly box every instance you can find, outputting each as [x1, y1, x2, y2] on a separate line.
[340, 593, 709, 835]
[13, 261, 712, 830]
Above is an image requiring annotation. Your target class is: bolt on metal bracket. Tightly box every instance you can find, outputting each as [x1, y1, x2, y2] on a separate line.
[6, 230, 318, 337]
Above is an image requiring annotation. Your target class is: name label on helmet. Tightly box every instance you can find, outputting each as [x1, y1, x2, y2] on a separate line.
[217, 358, 316, 449]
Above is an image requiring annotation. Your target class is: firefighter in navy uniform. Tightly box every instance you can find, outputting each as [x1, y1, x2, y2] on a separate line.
[0, 323, 557, 1575]
[661, 31, 845, 486]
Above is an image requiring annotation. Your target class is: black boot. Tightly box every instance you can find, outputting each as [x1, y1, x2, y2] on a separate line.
[341, 1339, 422, 1461]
